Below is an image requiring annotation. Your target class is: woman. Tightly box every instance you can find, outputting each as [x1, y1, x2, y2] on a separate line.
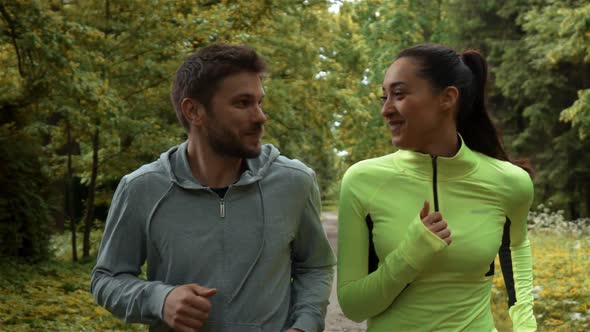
[337, 43, 536, 331]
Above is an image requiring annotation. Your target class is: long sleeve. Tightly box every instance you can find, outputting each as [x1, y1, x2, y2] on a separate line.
[90, 177, 175, 324]
[502, 171, 537, 331]
[336, 167, 448, 322]
[288, 173, 336, 332]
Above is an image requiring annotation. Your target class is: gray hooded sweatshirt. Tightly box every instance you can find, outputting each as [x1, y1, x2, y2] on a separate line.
[91, 142, 336, 332]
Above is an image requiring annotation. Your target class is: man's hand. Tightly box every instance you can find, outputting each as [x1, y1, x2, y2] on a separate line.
[420, 201, 452, 245]
[286, 329, 303, 332]
[163, 284, 217, 332]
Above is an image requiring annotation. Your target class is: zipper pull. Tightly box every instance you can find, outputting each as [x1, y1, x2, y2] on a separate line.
[219, 198, 225, 218]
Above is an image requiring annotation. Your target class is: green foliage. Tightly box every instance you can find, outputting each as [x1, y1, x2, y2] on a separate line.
[0, 229, 149, 330]
[491, 231, 590, 331]
[334, 0, 460, 166]
[50, 230, 103, 263]
[0, 257, 147, 331]
[0, 124, 52, 261]
[520, 1, 590, 141]
[1, 0, 590, 262]
[0, 1, 587, 330]
[436, 0, 590, 219]
[561, 89, 590, 140]
[235, 1, 342, 197]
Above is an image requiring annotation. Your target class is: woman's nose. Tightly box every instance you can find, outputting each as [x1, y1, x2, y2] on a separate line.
[381, 98, 395, 117]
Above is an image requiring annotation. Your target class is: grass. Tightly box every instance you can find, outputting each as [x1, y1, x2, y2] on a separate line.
[0, 229, 588, 331]
[322, 199, 338, 214]
[0, 257, 146, 331]
[491, 231, 590, 332]
[0, 230, 147, 331]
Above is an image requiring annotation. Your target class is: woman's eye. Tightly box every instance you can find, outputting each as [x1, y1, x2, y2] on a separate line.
[381, 91, 405, 104]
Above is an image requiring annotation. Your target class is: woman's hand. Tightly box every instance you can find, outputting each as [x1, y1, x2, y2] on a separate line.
[420, 201, 452, 245]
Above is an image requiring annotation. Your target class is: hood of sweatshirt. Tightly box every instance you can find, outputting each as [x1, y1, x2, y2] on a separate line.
[159, 140, 281, 189]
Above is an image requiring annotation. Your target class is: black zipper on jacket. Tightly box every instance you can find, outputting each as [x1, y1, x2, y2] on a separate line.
[431, 155, 439, 212]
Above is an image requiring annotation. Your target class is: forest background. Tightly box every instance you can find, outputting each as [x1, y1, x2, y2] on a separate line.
[1, 0, 589, 331]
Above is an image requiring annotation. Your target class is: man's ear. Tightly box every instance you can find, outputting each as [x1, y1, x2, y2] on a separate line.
[181, 98, 206, 126]
[440, 86, 459, 113]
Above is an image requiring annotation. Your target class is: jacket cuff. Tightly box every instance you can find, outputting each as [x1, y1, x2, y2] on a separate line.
[291, 312, 320, 332]
[397, 215, 448, 270]
[509, 302, 537, 332]
[150, 283, 177, 320]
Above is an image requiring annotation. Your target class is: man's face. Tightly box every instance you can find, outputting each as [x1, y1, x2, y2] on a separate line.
[203, 71, 267, 159]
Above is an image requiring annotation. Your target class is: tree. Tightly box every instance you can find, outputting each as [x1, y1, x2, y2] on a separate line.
[1, 0, 184, 260]
[449, 0, 590, 218]
[0, 2, 59, 260]
[1, 0, 362, 261]
[335, 0, 459, 166]
[0, 125, 53, 261]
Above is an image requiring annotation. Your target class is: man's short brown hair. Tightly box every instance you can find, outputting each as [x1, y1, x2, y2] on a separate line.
[170, 43, 266, 132]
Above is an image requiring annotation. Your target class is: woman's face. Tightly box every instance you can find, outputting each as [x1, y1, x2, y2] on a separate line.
[381, 57, 446, 151]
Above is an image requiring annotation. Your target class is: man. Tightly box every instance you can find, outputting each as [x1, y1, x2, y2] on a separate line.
[91, 43, 335, 332]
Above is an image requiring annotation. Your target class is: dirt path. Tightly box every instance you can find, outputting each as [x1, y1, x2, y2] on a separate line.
[322, 211, 367, 332]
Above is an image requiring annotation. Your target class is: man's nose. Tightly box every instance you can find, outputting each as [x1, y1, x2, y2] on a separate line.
[253, 105, 267, 123]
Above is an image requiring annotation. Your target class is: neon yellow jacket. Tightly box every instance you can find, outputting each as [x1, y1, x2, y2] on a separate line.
[337, 139, 536, 331]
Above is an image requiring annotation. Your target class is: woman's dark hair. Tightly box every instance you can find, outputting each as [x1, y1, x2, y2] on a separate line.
[396, 43, 533, 174]
[171, 43, 266, 132]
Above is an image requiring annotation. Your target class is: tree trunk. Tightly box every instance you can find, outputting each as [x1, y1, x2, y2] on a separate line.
[569, 201, 579, 220]
[81, 0, 110, 259]
[66, 119, 78, 262]
[82, 127, 99, 258]
[585, 179, 590, 218]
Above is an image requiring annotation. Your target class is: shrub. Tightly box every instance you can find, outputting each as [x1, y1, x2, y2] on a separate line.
[0, 124, 53, 261]
[528, 203, 590, 236]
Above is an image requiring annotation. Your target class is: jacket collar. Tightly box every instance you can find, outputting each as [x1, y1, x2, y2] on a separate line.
[393, 135, 479, 181]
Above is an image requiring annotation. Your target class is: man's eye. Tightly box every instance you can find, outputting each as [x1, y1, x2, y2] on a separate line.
[380, 96, 387, 104]
[235, 100, 249, 107]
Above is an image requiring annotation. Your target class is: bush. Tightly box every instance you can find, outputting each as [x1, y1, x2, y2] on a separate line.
[0, 124, 53, 261]
[528, 203, 590, 236]
[489, 207, 590, 331]
[0, 256, 147, 331]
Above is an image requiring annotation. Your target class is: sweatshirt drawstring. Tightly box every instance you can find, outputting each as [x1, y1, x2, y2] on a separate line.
[146, 183, 175, 246]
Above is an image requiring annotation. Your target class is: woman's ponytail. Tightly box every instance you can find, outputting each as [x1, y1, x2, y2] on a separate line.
[460, 50, 533, 176]
[460, 50, 488, 126]
[456, 50, 509, 161]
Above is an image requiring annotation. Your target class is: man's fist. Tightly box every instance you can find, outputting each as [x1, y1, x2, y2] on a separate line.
[163, 284, 217, 332]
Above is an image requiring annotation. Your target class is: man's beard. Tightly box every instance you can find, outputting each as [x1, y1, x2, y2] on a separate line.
[204, 120, 263, 159]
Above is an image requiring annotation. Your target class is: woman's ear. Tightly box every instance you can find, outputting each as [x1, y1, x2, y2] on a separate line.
[181, 98, 205, 126]
[440, 86, 459, 113]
